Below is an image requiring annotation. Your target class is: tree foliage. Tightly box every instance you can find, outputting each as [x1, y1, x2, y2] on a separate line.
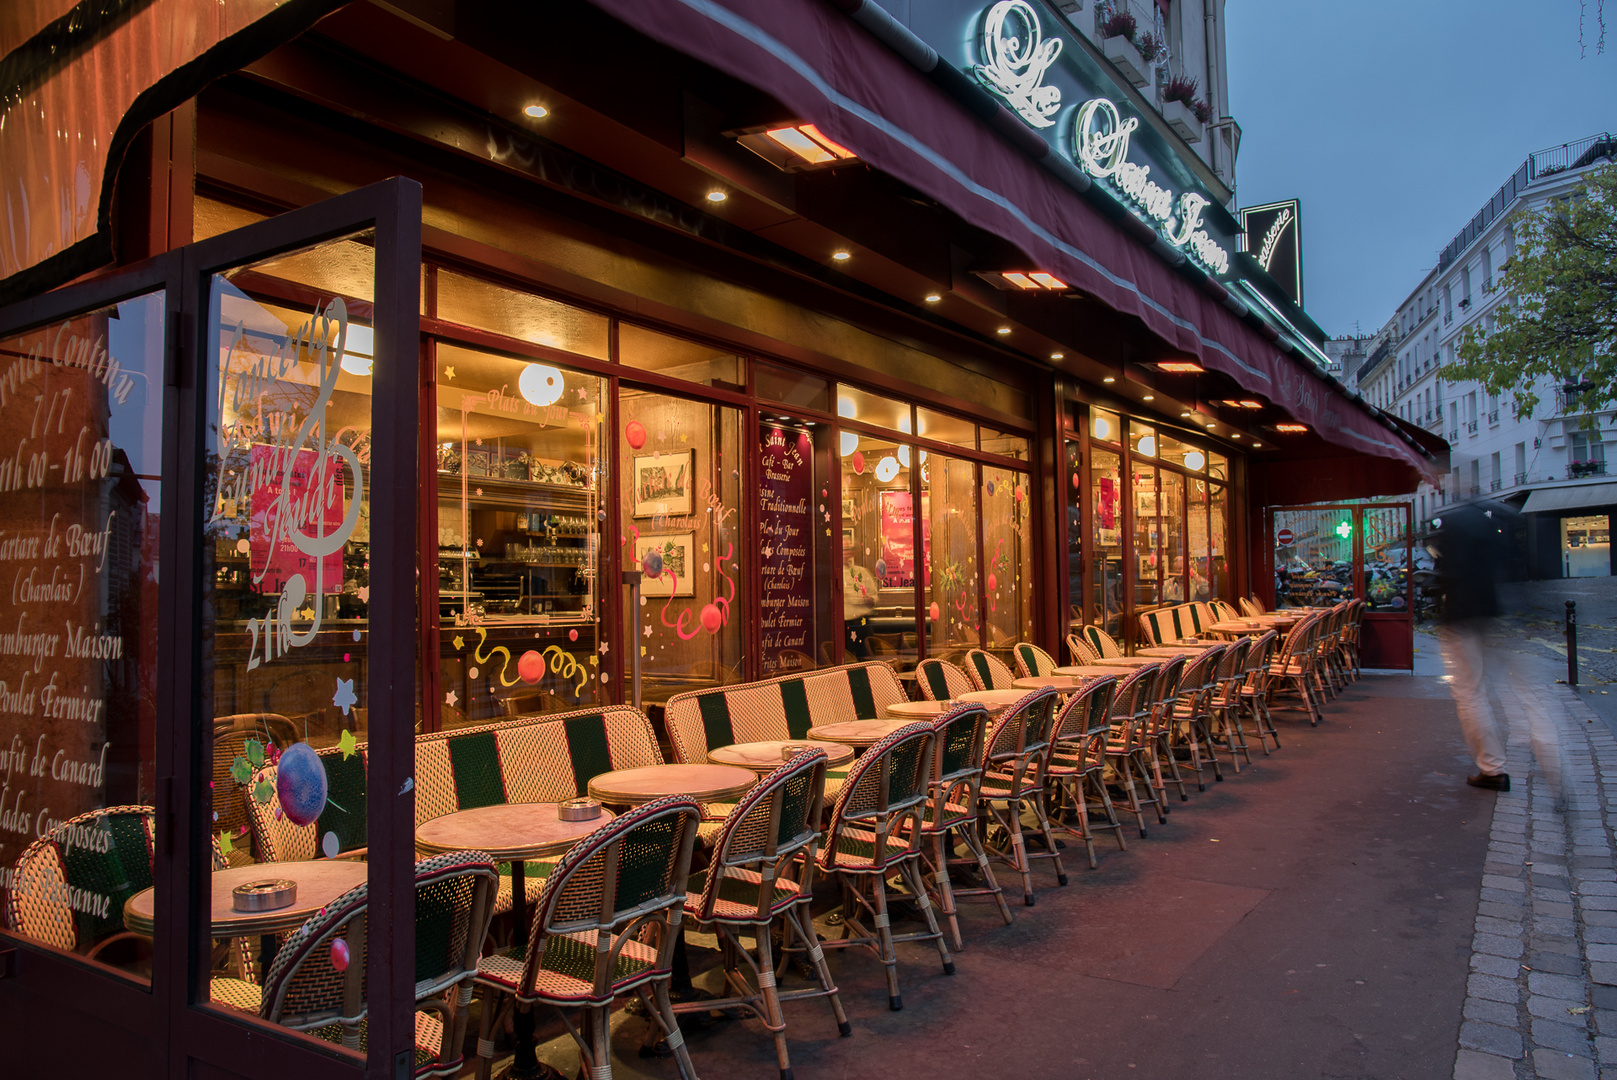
[1441, 163, 1617, 426]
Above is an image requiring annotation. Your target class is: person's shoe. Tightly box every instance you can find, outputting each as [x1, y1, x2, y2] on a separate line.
[1467, 772, 1511, 791]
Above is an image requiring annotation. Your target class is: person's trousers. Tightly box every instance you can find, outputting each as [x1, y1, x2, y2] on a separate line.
[1436, 620, 1508, 775]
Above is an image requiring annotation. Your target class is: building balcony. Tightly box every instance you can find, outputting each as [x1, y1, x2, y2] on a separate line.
[1466, 420, 1479, 435]
[1568, 460, 1608, 480]
[1488, 411, 1500, 425]
[1556, 383, 1605, 415]
[1514, 471, 1529, 485]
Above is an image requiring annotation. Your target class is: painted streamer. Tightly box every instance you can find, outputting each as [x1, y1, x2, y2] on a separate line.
[658, 540, 737, 640]
[541, 645, 589, 697]
[471, 628, 522, 688]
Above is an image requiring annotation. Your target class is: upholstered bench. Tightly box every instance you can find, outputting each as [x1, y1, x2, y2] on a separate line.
[663, 661, 909, 764]
[1138, 602, 1216, 648]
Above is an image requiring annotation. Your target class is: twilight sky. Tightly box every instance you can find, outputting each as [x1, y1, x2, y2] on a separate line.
[1225, 0, 1614, 339]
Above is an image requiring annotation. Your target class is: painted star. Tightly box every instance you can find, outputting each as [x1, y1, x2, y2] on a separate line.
[445, 689, 458, 707]
[598, 641, 610, 655]
[332, 677, 358, 715]
[443, 365, 455, 380]
[356, 586, 369, 603]
[644, 624, 654, 637]
[453, 635, 465, 650]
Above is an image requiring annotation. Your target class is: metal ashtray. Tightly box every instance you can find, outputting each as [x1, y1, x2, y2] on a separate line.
[232, 879, 297, 913]
[558, 798, 603, 822]
[780, 743, 816, 760]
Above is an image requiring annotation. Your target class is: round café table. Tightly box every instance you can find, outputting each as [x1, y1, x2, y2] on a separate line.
[708, 740, 855, 773]
[1012, 675, 1090, 692]
[1091, 656, 1164, 668]
[587, 763, 757, 808]
[1054, 664, 1137, 679]
[956, 688, 1029, 713]
[808, 718, 915, 749]
[885, 700, 956, 720]
[1136, 644, 1219, 657]
[125, 860, 368, 978]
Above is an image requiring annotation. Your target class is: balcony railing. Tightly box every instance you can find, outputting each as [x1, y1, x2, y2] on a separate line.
[1466, 420, 1479, 434]
[1514, 471, 1529, 485]
[1557, 384, 1605, 414]
[1490, 479, 1503, 491]
[1488, 411, 1500, 424]
[1568, 460, 1608, 480]
[1448, 429, 1459, 442]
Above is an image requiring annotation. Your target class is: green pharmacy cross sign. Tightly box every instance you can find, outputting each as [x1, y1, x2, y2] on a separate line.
[1335, 519, 1353, 541]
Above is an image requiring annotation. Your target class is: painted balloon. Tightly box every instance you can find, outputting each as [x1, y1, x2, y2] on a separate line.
[329, 938, 350, 972]
[851, 450, 866, 475]
[1071, 474, 1080, 489]
[322, 831, 339, 860]
[987, 572, 998, 592]
[928, 601, 941, 621]
[1014, 486, 1026, 503]
[568, 629, 578, 642]
[874, 559, 887, 581]
[985, 479, 996, 497]
[625, 420, 648, 449]
[700, 603, 724, 633]
[276, 743, 328, 827]
[642, 549, 664, 577]
[517, 649, 545, 684]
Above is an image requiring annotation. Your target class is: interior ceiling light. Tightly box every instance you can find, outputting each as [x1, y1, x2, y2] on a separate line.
[1218, 399, 1264, 410]
[523, 104, 549, 118]
[1156, 361, 1205, 374]
[340, 325, 374, 376]
[1142, 395, 1154, 401]
[996, 327, 1011, 335]
[1183, 450, 1206, 470]
[1275, 423, 1309, 433]
[1051, 351, 1064, 360]
[924, 293, 942, 303]
[832, 250, 851, 261]
[1102, 376, 1115, 383]
[705, 190, 727, 203]
[875, 455, 901, 482]
[1180, 411, 1192, 418]
[519, 363, 566, 407]
[1205, 423, 1216, 429]
[839, 431, 859, 456]
[1137, 435, 1156, 457]
[1251, 441, 1263, 447]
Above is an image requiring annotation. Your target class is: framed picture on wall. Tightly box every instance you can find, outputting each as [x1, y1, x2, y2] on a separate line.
[633, 450, 695, 517]
[635, 532, 695, 597]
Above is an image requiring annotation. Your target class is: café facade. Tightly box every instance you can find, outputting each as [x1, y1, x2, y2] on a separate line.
[0, 1, 1440, 1076]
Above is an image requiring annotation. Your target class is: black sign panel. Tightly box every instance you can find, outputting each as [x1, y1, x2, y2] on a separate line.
[1240, 199, 1303, 306]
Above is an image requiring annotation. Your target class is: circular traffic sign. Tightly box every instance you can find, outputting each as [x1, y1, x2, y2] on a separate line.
[1277, 528, 1294, 546]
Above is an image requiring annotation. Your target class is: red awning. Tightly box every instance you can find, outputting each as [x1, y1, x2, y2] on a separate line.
[582, 0, 1437, 486]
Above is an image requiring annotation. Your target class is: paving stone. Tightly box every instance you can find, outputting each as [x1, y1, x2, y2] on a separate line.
[1590, 945, 1617, 964]
[1477, 933, 1526, 959]
[1466, 997, 1520, 1026]
[1534, 1048, 1598, 1080]
[1461, 1021, 1523, 1057]
[1592, 962, 1617, 987]
[1540, 890, 1579, 906]
[1588, 929, 1617, 946]
[1542, 916, 1581, 935]
[1478, 915, 1523, 936]
[1589, 883, 1617, 896]
[1485, 887, 1531, 905]
[1470, 973, 1522, 1004]
[1538, 935, 1585, 957]
[1482, 900, 1529, 920]
[1598, 987, 1617, 1011]
[1454, 1049, 1518, 1080]
[1473, 953, 1524, 978]
[1586, 911, 1617, 928]
[1536, 1018, 1597, 1055]
[1533, 972, 1591, 1000]
[1597, 1009, 1617, 1036]
[1485, 874, 1530, 893]
[1588, 898, 1617, 912]
[1534, 952, 1588, 976]
[1534, 994, 1592, 1021]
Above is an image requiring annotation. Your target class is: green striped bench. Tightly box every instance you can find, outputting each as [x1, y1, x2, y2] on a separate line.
[664, 661, 909, 764]
[244, 705, 663, 864]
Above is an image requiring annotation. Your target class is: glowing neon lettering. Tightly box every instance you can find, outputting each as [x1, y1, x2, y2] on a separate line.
[975, 1, 1062, 129]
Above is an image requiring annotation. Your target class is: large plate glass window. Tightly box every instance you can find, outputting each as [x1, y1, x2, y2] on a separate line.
[0, 292, 165, 982]
[840, 428, 917, 668]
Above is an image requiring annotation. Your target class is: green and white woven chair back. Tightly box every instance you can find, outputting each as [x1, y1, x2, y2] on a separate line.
[1110, 664, 1159, 726]
[1080, 625, 1122, 658]
[1239, 596, 1262, 618]
[1086, 677, 1119, 732]
[984, 688, 1057, 761]
[260, 879, 371, 1032]
[916, 658, 973, 702]
[1138, 611, 1163, 646]
[1012, 643, 1057, 679]
[4, 805, 154, 954]
[700, 750, 827, 920]
[1186, 604, 1210, 635]
[964, 649, 1014, 691]
[1153, 654, 1189, 707]
[1065, 633, 1097, 665]
[932, 704, 990, 783]
[830, 723, 934, 822]
[411, 853, 499, 997]
[1053, 677, 1111, 742]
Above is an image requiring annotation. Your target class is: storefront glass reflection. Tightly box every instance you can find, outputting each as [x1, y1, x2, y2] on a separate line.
[922, 453, 979, 661]
[1089, 446, 1123, 638]
[840, 431, 917, 668]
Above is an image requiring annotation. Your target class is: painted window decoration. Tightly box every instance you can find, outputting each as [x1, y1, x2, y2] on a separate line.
[620, 391, 744, 694]
[434, 340, 605, 722]
[0, 292, 165, 979]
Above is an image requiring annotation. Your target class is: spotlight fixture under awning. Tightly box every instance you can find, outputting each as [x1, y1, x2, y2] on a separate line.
[734, 123, 860, 171]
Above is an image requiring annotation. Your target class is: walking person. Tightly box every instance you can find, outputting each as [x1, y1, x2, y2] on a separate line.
[1428, 500, 1515, 791]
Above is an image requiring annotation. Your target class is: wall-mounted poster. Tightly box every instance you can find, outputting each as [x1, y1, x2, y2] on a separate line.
[632, 450, 694, 517]
[878, 490, 929, 589]
[758, 423, 814, 675]
[249, 445, 347, 596]
[1097, 476, 1117, 530]
[636, 532, 694, 597]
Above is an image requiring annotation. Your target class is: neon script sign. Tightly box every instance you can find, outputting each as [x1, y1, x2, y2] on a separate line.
[972, 2, 1230, 276]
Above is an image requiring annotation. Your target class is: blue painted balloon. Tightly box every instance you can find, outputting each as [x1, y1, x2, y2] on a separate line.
[985, 479, 996, 497]
[642, 549, 664, 576]
[874, 558, 888, 581]
[276, 742, 328, 827]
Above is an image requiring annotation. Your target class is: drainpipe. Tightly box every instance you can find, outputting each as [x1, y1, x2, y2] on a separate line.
[1204, 0, 1221, 181]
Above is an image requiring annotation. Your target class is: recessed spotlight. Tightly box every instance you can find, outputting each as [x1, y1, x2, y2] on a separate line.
[1180, 411, 1192, 418]
[1231, 433, 1241, 439]
[705, 190, 728, 203]
[832, 250, 851, 261]
[1251, 441, 1262, 448]
[1050, 352, 1064, 360]
[523, 104, 549, 119]
[1142, 395, 1154, 401]
[996, 327, 1011, 335]
[924, 293, 942, 303]
[1102, 376, 1115, 384]
[1205, 423, 1216, 429]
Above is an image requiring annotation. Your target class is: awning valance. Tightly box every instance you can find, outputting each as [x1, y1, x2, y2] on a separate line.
[580, 0, 1436, 483]
[1522, 483, 1617, 514]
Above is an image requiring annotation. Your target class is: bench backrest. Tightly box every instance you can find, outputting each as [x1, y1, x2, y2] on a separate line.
[245, 705, 662, 862]
[664, 662, 908, 763]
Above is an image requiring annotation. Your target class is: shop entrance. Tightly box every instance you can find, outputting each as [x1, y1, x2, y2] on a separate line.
[1267, 502, 1416, 670]
[1562, 515, 1612, 577]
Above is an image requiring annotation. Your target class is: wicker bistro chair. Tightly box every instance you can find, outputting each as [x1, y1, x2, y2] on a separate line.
[1011, 643, 1059, 679]
[1268, 613, 1326, 727]
[1044, 676, 1125, 870]
[1134, 654, 1190, 809]
[915, 658, 974, 702]
[1165, 646, 1227, 792]
[976, 688, 1068, 906]
[1103, 664, 1166, 837]
[257, 851, 499, 1078]
[678, 750, 850, 1080]
[1206, 636, 1254, 771]
[473, 796, 703, 1080]
[1237, 630, 1283, 753]
[914, 703, 1011, 950]
[1078, 625, 1125, 659]
[817, 723, 953, 1012]
[964, 648, 1016, 691]
[1240, 594, 1267, 617]
[1064, 633, 1099, 666]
